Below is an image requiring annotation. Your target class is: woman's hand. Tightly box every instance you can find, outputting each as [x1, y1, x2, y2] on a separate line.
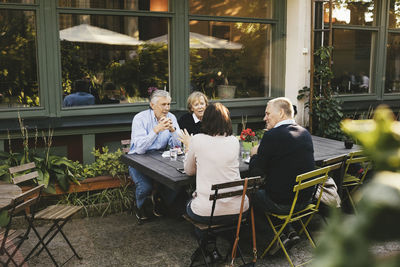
[178, 129, 192, 152]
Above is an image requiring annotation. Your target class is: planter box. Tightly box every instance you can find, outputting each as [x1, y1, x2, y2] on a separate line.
[21, 175, 131, 196]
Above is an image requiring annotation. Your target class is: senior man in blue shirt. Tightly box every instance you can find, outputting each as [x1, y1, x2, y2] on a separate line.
[128, 90, 181, 221]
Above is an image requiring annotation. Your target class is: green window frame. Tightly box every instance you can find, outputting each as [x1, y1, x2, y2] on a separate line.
[320, 0, 400, 102]
[0, 0, 287, 120]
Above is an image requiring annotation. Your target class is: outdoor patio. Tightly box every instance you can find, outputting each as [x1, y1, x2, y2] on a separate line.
[10, 212, 400, 267]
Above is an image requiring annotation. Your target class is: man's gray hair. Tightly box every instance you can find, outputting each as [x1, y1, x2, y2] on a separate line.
[150, 90, 171, 104]
[269, 97, 294, 118]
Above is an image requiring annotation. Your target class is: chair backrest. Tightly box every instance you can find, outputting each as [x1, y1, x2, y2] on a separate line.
[206, 176, 263, 224]
[9, 184, 44, 216]
[291, 166, 331, 215]
[319, 154, 347, 170]
[209, 176, 264, 201]
[121, 139, 131, 154]
[8, 162, 39, 185]
[344, 151, 371, 183]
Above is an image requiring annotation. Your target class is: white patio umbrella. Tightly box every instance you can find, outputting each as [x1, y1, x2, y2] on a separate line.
[147, 32, 243, 49]
[59, 24, 143, 46]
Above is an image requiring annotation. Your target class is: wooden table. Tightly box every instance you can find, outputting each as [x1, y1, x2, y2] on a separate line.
[0, 182, 22, 210]
[121, 135, 361, 190]
[312, 135, 360, 163]
[121, 151, 249, 190]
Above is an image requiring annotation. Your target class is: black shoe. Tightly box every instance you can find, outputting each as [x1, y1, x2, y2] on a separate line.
[133, 204, 148, 224]
[151, 192, 165, 217]
[286, 231, 301, 249]
[142, 197, 155, 218]
[269, 233, 287, 256]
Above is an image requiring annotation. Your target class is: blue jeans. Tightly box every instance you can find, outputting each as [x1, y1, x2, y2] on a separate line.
[129, 166, 152, 208]
[129, 166, 178, 209]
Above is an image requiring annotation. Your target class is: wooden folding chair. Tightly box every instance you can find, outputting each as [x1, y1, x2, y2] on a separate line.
[184, 176, 263, 267]
[342, 151, 371, 213]
[1, 185, 44, 267]
[260, 166, 330, 267]
[9, 162, 83, 267]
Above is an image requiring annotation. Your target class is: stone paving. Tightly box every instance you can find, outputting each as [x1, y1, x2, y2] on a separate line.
[4, 212, 400, 267]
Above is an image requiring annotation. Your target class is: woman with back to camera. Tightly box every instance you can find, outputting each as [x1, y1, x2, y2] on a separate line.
[179, 102, 248, 261]
[178, 91, 208, 135]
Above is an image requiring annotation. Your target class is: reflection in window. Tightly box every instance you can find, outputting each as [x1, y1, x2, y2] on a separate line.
[324, 0, 376, 26]
[329, 29, 373, 94]
[189, 0, 273, 19]
[385, 33, 400, 93]
[0, 0, 34, 3]
[58, 0, 169, 11]
[0, 10, 39, 109]
[59, 15, 168, 107]
[389, 0, 400, 28]
[189, 21, 270, 99]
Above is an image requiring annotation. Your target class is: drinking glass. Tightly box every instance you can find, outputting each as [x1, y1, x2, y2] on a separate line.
[170, 147, 178, 160]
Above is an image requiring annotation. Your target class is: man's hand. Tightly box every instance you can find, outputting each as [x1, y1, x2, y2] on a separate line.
[154, 117, 172, 134]
[250, 144, 259, 157]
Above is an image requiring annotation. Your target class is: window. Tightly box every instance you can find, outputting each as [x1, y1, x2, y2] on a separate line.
[386, 0, 400, 93]
[189, 0, 274, 100]
[0, 0, 284, 120]
[0, 9, 39, 109]
[320, 0, 378, 96]
[59, 14, 169, 107]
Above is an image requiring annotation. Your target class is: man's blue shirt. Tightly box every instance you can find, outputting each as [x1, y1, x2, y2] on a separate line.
[63, 92, 95, 107]
[128, 109, 181, 154]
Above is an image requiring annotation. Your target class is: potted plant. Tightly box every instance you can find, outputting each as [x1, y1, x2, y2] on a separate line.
[216, 50, 241, 99]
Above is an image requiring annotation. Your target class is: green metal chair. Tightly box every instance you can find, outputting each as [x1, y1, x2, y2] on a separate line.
[260, 166, 331, 267]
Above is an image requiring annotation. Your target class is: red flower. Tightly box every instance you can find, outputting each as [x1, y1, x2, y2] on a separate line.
[240, 128, 256, 142]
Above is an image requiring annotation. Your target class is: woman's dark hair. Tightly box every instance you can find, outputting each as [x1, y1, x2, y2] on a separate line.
[201, 103, 232, 136]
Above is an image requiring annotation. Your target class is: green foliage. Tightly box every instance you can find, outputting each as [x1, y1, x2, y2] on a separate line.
[341, 106, 400, 172]
[298, 46, 344, 140]
[81, 147, 128, 180]
[0, 10, 39, 107]
[312, 106, 400, 267]
[58, 185, 133, 217]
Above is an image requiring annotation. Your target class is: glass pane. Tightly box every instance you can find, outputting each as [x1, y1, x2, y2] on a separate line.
[189, 21, 271, 99]
[189, 0, 273, 19]
[0, 0, 35, 3]
[59, 14, 168, 107]
[324, 0, 376, 26]
[389, 0, 400, 28]
[328, 29, 373, 95]
[58, 0, 169, 11]
[385, 33, 400, 93]
[0, 10, 40, 109]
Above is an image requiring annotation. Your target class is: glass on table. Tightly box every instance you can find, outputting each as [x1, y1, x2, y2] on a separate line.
[170, 147, 178, 160]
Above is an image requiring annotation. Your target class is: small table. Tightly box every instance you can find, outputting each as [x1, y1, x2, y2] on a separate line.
[0, 183, 22, 210]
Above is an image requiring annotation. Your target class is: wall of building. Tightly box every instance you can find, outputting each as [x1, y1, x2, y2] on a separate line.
[285, 0, 311, 126]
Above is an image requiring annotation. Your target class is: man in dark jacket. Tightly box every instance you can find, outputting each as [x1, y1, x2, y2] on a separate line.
[249, 97, 315, 254]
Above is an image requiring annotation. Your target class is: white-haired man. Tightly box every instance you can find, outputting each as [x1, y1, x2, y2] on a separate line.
[128, 90, 181, 221]
[249, 97, 315, 254]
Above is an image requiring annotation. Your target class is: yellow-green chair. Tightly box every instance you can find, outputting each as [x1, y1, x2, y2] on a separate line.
[260, 166, 331, 267]
[342, 151, 371, 213]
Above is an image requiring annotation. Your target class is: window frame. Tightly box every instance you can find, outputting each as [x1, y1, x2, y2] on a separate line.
[0, 0, 286, 120]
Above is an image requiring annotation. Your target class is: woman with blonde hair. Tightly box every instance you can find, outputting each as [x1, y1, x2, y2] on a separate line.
[178, 91, 208, 135]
